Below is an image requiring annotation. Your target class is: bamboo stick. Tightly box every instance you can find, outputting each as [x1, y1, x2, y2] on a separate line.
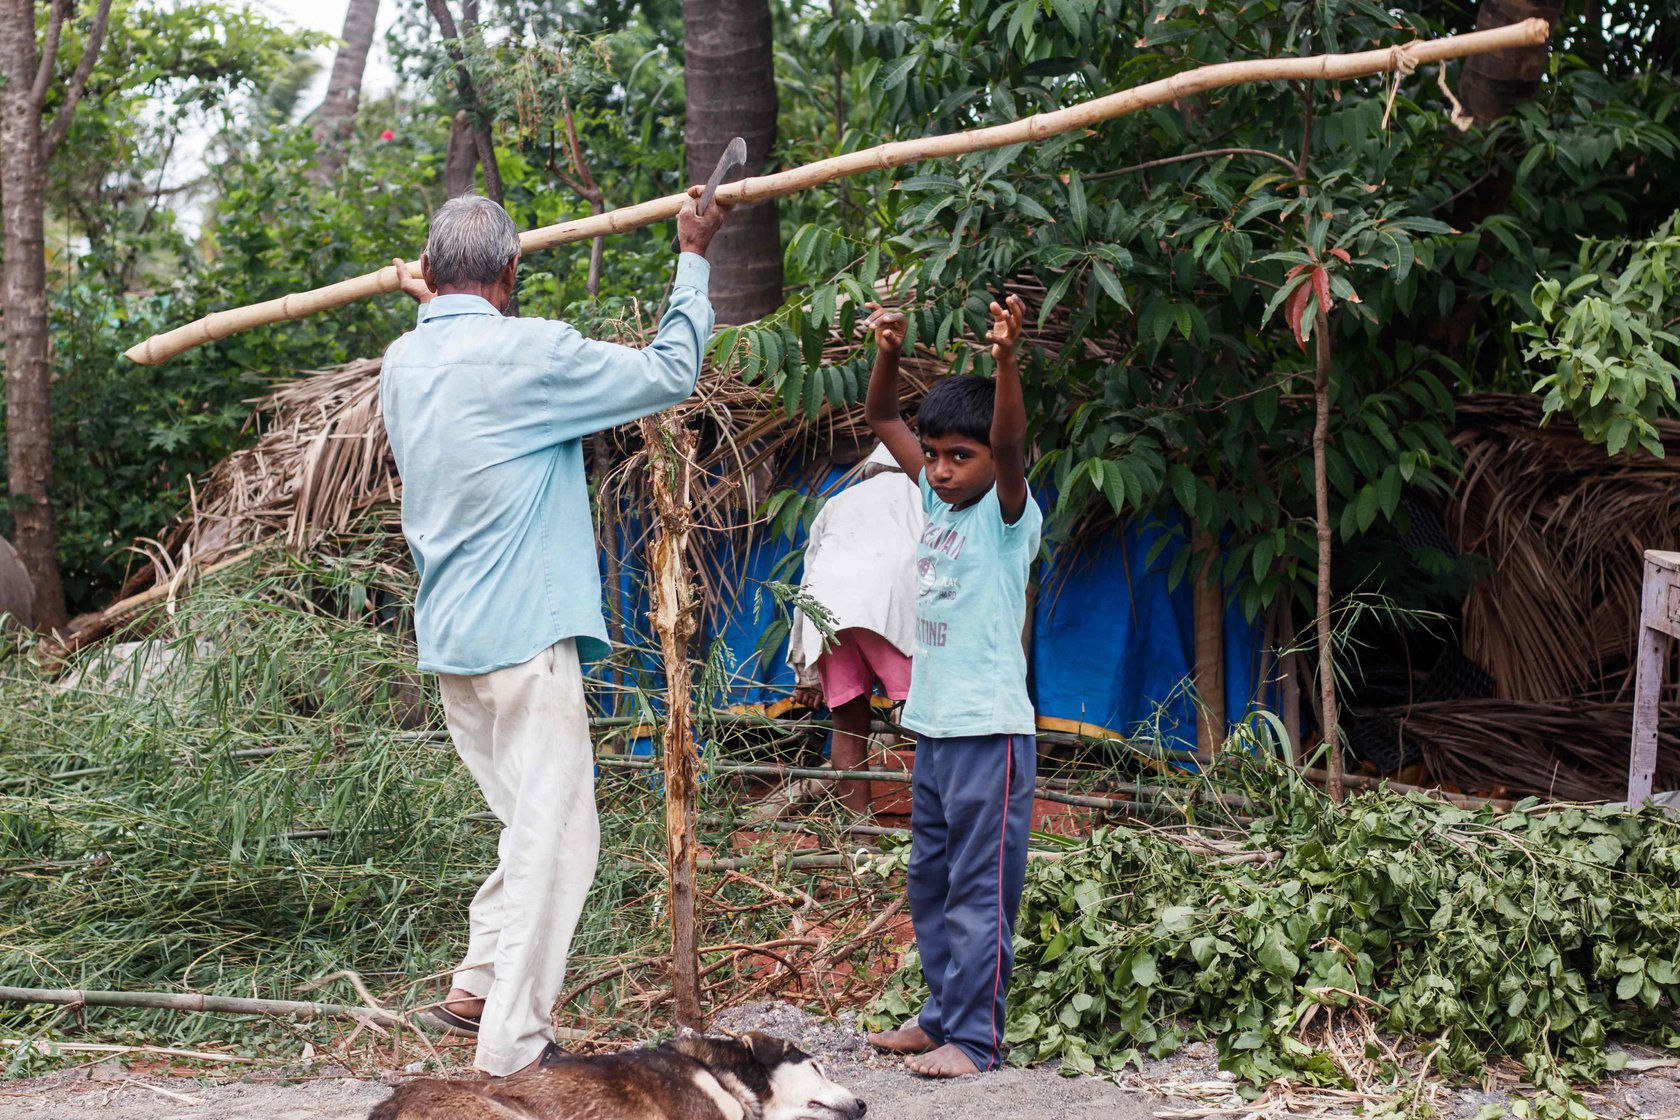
[0, 986, 403, 1027]
[0, 1039, 256, 1063]
[0, 987, 596, 1041]
[124, 20, 1549, 366]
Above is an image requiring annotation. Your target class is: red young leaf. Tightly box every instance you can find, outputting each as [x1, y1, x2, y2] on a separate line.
[1329, 247, 1351, 264]
[1312, 265, 1333, 317]
[1285, 279, 1312, 351]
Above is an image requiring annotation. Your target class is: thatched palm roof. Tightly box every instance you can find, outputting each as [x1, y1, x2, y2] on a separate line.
[1448, 394, 1680, 702]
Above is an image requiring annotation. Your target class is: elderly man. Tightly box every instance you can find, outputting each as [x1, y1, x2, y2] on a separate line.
[382, 188, 729, 1076]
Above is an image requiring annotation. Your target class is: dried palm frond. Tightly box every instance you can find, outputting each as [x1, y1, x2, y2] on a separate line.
[1447, 395, 1680, 703]
[1382, 697, 1680, 802]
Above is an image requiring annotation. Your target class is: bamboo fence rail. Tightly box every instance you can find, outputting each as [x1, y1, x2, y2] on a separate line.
[124, 20, 1548, 366]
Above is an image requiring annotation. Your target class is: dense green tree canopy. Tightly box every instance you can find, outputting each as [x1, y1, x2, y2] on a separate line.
[742, 0, 1679, 620]
[10, 0, 1680, 624]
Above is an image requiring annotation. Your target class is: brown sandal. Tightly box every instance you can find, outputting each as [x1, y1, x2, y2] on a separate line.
[416, 1003, 480, 1037]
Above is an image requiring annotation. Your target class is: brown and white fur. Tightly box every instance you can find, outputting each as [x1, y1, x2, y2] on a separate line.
[369, 1030, 866, 1120]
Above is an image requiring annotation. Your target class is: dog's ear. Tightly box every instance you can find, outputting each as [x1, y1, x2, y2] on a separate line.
[663, 1025, 705, 1055]
[740, 1031, 789, 1067]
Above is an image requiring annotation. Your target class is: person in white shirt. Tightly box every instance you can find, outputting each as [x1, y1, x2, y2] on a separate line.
[788, 443, 925, 813]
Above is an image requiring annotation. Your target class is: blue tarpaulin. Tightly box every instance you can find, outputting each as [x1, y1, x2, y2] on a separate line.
[593, 465, 1272, 749]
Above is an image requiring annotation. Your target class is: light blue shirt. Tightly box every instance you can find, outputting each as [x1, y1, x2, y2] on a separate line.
[899, 473, 1043, 739]
[380, 253, 713, 675]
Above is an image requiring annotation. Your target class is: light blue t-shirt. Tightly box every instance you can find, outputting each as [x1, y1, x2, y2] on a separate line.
[899, 473, 1043, 738]
[380, 253, 713, 675]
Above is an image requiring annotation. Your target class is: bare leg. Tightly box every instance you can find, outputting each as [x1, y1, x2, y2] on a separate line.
[830, 693, 874, 816]
[444, 987, 485, 1018]
[867, 1022, 936, 1054]
[906, 1043, 980, 1077]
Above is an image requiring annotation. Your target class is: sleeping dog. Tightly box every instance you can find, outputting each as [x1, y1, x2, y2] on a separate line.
[370, 1030, 867, 1120]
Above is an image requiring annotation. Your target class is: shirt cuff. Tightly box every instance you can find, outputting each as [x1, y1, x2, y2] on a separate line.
[674, 252, 711, 292]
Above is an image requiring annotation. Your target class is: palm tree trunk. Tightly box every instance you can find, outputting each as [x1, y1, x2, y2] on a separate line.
[1459, 0, 1560, 124]
[682, 0, 782, 324]
[1435, 0, 1560, 365]
[445, 109, 477, 197]
[309, 0, 381, 182]
[0, 2, 69, 632]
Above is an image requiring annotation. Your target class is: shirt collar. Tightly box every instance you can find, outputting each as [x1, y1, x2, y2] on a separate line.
[417, 293, 504, 324]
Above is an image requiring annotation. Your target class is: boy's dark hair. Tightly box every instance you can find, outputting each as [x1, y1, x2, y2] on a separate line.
[916, 375, 994, 445]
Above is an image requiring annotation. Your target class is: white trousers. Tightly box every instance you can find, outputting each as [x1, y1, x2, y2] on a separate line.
[438, 639, 600, 1075]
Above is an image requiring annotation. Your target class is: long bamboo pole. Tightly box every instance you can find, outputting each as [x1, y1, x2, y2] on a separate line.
[125, 20, 1547, 366]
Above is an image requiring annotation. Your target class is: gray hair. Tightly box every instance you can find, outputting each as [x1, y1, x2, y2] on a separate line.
[425, 195, 520, 286]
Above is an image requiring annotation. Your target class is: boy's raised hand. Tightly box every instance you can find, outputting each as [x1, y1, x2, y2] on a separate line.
[861, 302, 923, 480]
[987, 293, 1026, 359]
[863, 304, 908, 355]
[987, 292, 1029, 524]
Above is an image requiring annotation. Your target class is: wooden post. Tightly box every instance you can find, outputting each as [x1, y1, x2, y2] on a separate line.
[640, 412, 703, 1027]
[1192, 525, 1226, 759]
[1277, 596, 1302, 764]
[1628, 550, 1680, 805]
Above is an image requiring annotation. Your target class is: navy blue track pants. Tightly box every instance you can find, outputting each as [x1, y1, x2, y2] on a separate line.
[907, 732, 1036, 1071]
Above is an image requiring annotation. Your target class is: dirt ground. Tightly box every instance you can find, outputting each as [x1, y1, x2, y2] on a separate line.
[1, 1003, 1677, 1120]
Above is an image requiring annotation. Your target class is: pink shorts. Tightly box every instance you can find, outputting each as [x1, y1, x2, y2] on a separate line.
[815, 628, 912, 708]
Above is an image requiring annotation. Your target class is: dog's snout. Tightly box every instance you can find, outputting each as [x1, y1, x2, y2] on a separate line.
[855, 1099, 867, 1117]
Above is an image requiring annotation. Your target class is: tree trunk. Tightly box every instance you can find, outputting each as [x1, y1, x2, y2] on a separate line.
[308, 0, 380, 182]
[445, 109, 477, 197]
[682, 0, 782, 324]
[1459, 0, 1560, 124]
[424, 0, 502, 204]
[641, 413, 703, 1027]
[1311, 304, 1342, 802]
[1432, 0, 1560, 362]
[1192, 527, 1225, 759]
[0, 4, 69, 633]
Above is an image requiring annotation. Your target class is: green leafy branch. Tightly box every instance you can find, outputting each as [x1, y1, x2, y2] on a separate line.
[1518, 211, 1680, 456]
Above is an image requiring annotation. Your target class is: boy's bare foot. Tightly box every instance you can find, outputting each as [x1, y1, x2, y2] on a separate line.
[867, 1023, 936, 1054]
[906, 1043, 979, 1078]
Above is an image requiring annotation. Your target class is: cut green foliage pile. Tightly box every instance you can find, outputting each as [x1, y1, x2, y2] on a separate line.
[0, 551, 892, 1064]
[0, 554, 518, 1053]
[874, 760, 1680, 1101]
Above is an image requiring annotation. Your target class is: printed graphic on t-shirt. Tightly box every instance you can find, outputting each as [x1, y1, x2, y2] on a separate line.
[916, 555, 960, 605]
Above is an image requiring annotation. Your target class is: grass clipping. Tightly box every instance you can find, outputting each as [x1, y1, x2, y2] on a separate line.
[0, 550, 903, 1064]
[872, 760, 1680, 1103]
